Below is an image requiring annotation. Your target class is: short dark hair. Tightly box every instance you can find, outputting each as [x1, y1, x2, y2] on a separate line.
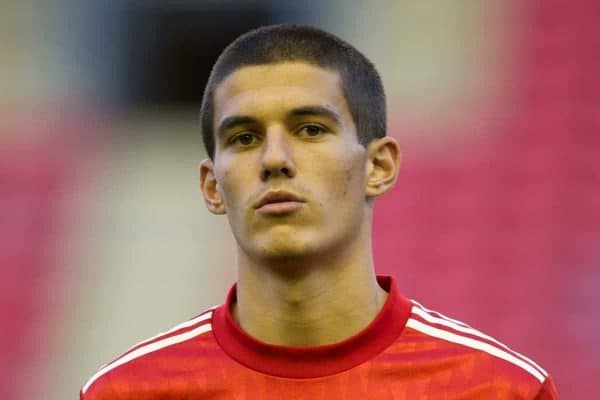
[200, 24, 387, 159]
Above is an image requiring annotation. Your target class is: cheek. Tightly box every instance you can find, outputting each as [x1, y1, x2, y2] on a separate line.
[342, 165, 365, 202]
[319, 152, 365, 203]
[342, 168, 354, 197]
[216, 163, 241, 207]
[216, 159, 258, 213]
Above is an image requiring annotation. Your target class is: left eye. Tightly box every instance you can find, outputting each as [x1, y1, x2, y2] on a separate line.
[298, 125, 325, 137]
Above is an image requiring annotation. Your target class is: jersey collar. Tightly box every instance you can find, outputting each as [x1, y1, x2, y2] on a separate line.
[212, 275, 412, 378]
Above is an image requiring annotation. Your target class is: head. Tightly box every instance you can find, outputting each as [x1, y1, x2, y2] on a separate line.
[200, 24, 387, 160]
[199, 24, 400, 265]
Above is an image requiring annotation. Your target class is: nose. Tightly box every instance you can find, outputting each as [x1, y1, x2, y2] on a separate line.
[260, 128, 296, 181]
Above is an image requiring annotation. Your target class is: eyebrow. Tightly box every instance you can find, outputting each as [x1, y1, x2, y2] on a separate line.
[216, 115, 259, 137]
[288, 106, 342, 124]
[216, 105, 342, 137]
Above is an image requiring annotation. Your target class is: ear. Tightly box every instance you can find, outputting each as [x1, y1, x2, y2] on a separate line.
[199, 159, 226, 215]
[365, 136, 401, 198]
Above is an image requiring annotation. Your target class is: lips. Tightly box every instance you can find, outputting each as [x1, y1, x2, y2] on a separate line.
[254, 190, 305, 215]
[255, 190, 304, 208]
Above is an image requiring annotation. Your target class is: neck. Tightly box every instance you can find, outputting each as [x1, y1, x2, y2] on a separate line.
[232, 221, 388, 347]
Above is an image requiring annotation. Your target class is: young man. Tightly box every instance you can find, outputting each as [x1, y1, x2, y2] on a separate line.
[81, 24, 558, 399]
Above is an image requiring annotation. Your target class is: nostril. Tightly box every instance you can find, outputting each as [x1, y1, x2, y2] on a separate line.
[261, 165, 293, 181]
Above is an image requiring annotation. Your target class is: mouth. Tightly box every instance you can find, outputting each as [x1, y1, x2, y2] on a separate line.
[254, 190, 306, 215]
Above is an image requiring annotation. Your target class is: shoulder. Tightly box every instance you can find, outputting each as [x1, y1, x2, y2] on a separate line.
[80, 306, 217, 400]
[402, 299, 555, 395]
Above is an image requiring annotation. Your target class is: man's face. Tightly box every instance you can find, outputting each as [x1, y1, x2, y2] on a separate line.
[207, 62, 370, 262]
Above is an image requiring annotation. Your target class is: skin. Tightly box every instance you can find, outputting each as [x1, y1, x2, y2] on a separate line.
[200, 62, 401, 346]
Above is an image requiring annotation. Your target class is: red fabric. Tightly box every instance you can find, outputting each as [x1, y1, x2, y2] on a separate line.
[81, 276, 556, 399]
[212, 276, 411, 378]
[534, 377, 559, 400]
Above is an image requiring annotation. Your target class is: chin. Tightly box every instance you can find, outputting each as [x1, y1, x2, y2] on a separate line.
[257, 242, 314, 259]
[248, 233, 323, 261]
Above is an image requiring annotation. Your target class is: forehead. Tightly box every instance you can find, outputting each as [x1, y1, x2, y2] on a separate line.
[213, 62, 350, 123]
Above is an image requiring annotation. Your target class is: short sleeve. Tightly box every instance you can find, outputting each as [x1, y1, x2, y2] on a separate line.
[533, 376, 559, 400]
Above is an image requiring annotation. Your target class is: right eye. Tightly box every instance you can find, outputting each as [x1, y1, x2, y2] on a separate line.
[230, 133, 259, 147]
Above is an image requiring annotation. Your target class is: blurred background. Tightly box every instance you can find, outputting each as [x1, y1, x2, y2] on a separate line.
[1, 0, 598, 398]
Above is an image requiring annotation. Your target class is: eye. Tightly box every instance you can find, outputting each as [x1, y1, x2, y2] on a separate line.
[230, 132, 259, 147]
[297, 124, 326, 138]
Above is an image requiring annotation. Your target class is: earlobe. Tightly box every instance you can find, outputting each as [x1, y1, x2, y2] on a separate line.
[365, 137, 401, 198]
[199, 159, 227, 215]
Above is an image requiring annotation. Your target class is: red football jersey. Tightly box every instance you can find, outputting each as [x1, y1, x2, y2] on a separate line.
[81, 276, 558, 399]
